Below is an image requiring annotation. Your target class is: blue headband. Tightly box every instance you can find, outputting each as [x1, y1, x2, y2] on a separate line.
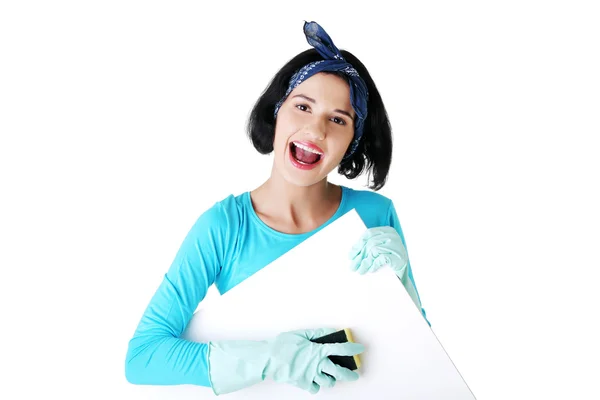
[273, 21, 369, 159]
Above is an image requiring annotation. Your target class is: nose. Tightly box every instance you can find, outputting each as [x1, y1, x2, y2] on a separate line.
[305, 118, 326, 141]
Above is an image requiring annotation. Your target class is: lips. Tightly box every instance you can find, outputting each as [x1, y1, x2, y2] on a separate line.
[292, 141, 324, 155]
[288, 140, 324, 170]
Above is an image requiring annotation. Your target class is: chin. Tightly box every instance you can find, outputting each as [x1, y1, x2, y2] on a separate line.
[281, 170, 326, 188]
[274, 159, 328, 187]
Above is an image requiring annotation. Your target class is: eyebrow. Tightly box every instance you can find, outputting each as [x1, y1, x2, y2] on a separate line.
[291, 94, 354, 120]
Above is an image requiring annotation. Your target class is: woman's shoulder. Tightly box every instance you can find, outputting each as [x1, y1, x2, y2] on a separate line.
[180, 192, 248, 257]
[342, 185, 393, 209]
[341, 185, 395, 228]
[193, 192, 247, 228]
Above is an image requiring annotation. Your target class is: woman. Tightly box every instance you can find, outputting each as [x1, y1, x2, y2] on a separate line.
[125, 21, 429, 396]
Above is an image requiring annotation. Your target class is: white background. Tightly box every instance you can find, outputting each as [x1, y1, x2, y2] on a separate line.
[1, 1, 599, 399]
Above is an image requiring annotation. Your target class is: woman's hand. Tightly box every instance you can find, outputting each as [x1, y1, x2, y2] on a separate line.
[349, 226, 409, 275]
[208, 327, 364, 395]
[265, 328, 363, 394]
[348, 226, 427, 317]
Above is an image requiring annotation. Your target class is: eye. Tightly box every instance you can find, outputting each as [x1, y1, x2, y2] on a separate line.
[331, 117, 346, 126]
[295, 104, 347, 126]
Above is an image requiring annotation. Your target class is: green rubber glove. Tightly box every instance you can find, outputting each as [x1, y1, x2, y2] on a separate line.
[349, 226, 422, 310]
[208, 328, 364, 395]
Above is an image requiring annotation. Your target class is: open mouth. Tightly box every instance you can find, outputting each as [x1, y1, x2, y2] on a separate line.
[290, 142, 323, 166]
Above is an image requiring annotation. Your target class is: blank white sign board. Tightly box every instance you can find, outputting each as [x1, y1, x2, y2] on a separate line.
[175, 209, 475, 399]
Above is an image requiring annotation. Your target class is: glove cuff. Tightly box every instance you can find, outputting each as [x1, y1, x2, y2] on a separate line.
[208, 340, 270, 395]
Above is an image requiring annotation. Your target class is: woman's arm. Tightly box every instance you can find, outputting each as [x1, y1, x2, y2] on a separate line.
[125, 202, 365, 395]
[125, 203, 229, 387]
[386, 200, 431, 326]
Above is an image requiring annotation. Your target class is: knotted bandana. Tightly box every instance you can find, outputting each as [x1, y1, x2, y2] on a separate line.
[274, 21, 369, 159]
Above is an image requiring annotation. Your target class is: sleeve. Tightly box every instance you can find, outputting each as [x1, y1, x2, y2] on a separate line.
[124, 202, 231, 387]
[386, 200, 432, 327]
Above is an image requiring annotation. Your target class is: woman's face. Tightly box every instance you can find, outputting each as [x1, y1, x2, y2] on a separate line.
[272, 72, 355, 187]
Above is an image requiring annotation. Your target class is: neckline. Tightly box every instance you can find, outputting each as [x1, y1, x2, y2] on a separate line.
[245, 185, 349, 239]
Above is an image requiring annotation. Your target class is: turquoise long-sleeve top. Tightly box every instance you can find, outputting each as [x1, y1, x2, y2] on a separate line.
[125, 185, 429, 387]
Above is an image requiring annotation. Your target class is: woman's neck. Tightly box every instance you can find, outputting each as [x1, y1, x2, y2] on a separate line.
[250, 174, 342, 234]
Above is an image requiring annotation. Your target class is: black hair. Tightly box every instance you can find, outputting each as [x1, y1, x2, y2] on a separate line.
[246, 48, 392, 191]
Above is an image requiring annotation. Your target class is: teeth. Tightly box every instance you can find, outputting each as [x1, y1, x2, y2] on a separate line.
[293, 142, 323, 155]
